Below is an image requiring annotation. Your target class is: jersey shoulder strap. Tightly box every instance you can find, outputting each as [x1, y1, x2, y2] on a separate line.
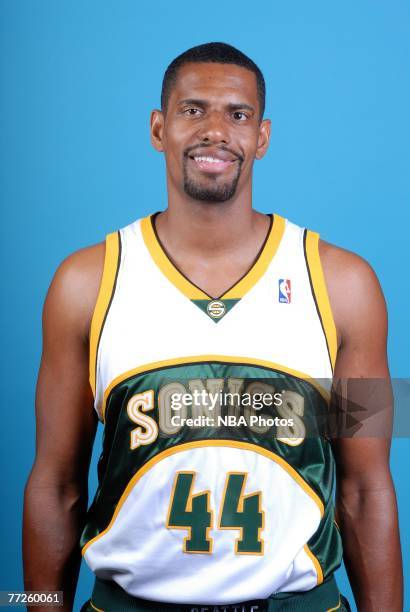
[89, 230, 121, 399]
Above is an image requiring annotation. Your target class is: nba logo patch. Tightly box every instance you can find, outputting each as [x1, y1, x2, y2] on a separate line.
[278, 279, 291, 303]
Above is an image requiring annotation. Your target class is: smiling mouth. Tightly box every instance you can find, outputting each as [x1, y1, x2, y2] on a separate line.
[189, 155, 237, 174]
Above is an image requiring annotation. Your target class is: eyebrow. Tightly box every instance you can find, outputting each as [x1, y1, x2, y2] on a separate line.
[178, 98, 255, 113]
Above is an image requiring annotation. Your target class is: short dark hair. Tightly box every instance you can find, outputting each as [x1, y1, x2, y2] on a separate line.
[161, 42, 266, 119]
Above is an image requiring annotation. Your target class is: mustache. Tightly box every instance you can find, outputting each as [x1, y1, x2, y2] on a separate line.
[183, 144, 244, 162]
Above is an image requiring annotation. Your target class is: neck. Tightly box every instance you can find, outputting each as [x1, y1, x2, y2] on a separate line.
[157, 180, 260, 256]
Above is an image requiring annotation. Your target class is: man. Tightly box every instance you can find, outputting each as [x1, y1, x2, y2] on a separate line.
[24, 43, 402, 611]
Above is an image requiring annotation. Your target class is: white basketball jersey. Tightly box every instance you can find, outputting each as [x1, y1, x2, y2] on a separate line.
[81, 213, 342, 605]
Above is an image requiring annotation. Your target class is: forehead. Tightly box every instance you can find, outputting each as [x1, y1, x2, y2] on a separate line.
[170, 62, 259, 106]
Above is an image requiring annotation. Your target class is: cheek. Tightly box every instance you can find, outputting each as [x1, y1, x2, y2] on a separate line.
[241, 140, 260, 166]
[163, 120, 191, 150]
[240, 130, 260, 155]
[163, 129, 186, 173]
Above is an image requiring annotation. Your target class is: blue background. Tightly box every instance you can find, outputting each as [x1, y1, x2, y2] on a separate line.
[1, 1, 409, 610]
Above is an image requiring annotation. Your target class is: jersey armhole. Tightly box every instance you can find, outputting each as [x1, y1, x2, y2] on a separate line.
[304, 230, 338, 373]
[89, 231, 121, 398]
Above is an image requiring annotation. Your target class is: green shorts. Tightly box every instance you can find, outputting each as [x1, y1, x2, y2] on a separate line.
[81, 575, 351, 612]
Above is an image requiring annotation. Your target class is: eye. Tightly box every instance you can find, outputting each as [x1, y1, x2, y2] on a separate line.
[183, 107, 203, 116]
[232, 111, 248, 121]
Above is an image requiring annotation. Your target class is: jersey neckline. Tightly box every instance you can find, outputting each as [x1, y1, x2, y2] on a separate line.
[140, 212, 286, 305]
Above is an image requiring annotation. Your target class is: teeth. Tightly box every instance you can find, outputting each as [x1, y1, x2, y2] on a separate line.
[194, 156, 224, 163]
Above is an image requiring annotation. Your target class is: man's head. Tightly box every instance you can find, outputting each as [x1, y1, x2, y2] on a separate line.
[161, 42, 266, 121]
[151, 42, 271, 204]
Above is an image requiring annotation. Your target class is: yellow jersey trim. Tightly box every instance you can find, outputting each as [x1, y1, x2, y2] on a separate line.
[82, 439, 325, 556]
[89, 231, 121, 398]
[141, 215, 208, 300]
[100, 354, 331, 422]
[304, 544, 324, 585]
[140, 214, 286, 301]
[89, 602, 104, 612]
[223, 215, 286, 299]
[305, 231, 338, 371]
[327, 597, 341, 611]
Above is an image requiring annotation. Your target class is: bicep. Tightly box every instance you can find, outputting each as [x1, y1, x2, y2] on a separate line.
[33, 250, 103, 486]
[321, 242, 393, 481]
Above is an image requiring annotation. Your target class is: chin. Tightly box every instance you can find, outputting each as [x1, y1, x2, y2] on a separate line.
[183, 178, 239, 203]
[184, 187, 237, 203]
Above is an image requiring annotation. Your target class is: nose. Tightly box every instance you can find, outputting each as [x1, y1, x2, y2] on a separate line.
[197, 110, 230, 145]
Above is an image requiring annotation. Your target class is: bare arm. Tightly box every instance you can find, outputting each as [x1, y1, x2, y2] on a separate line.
[321, 242, 403, 611]
[23, 243, 104, 611]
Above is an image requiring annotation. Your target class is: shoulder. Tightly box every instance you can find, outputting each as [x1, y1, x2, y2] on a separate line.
[318, 239, 387, 348]
[55, 241, 106, 283]
[43, 241, 106, 342]
[319, 239, 381, 290]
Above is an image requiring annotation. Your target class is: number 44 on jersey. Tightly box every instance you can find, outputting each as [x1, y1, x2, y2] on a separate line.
[166, 471, 264, 555]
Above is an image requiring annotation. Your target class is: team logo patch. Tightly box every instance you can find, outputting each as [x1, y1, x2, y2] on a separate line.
[278, 279, 291, 303]
[207, 300, 226, 319]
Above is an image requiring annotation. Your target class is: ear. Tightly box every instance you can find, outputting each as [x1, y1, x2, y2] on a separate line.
[150, 109, 165, 152]
[255, 118, 271, 160]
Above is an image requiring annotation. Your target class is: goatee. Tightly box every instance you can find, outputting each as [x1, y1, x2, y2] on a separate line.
[183, 158, 243, 203]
